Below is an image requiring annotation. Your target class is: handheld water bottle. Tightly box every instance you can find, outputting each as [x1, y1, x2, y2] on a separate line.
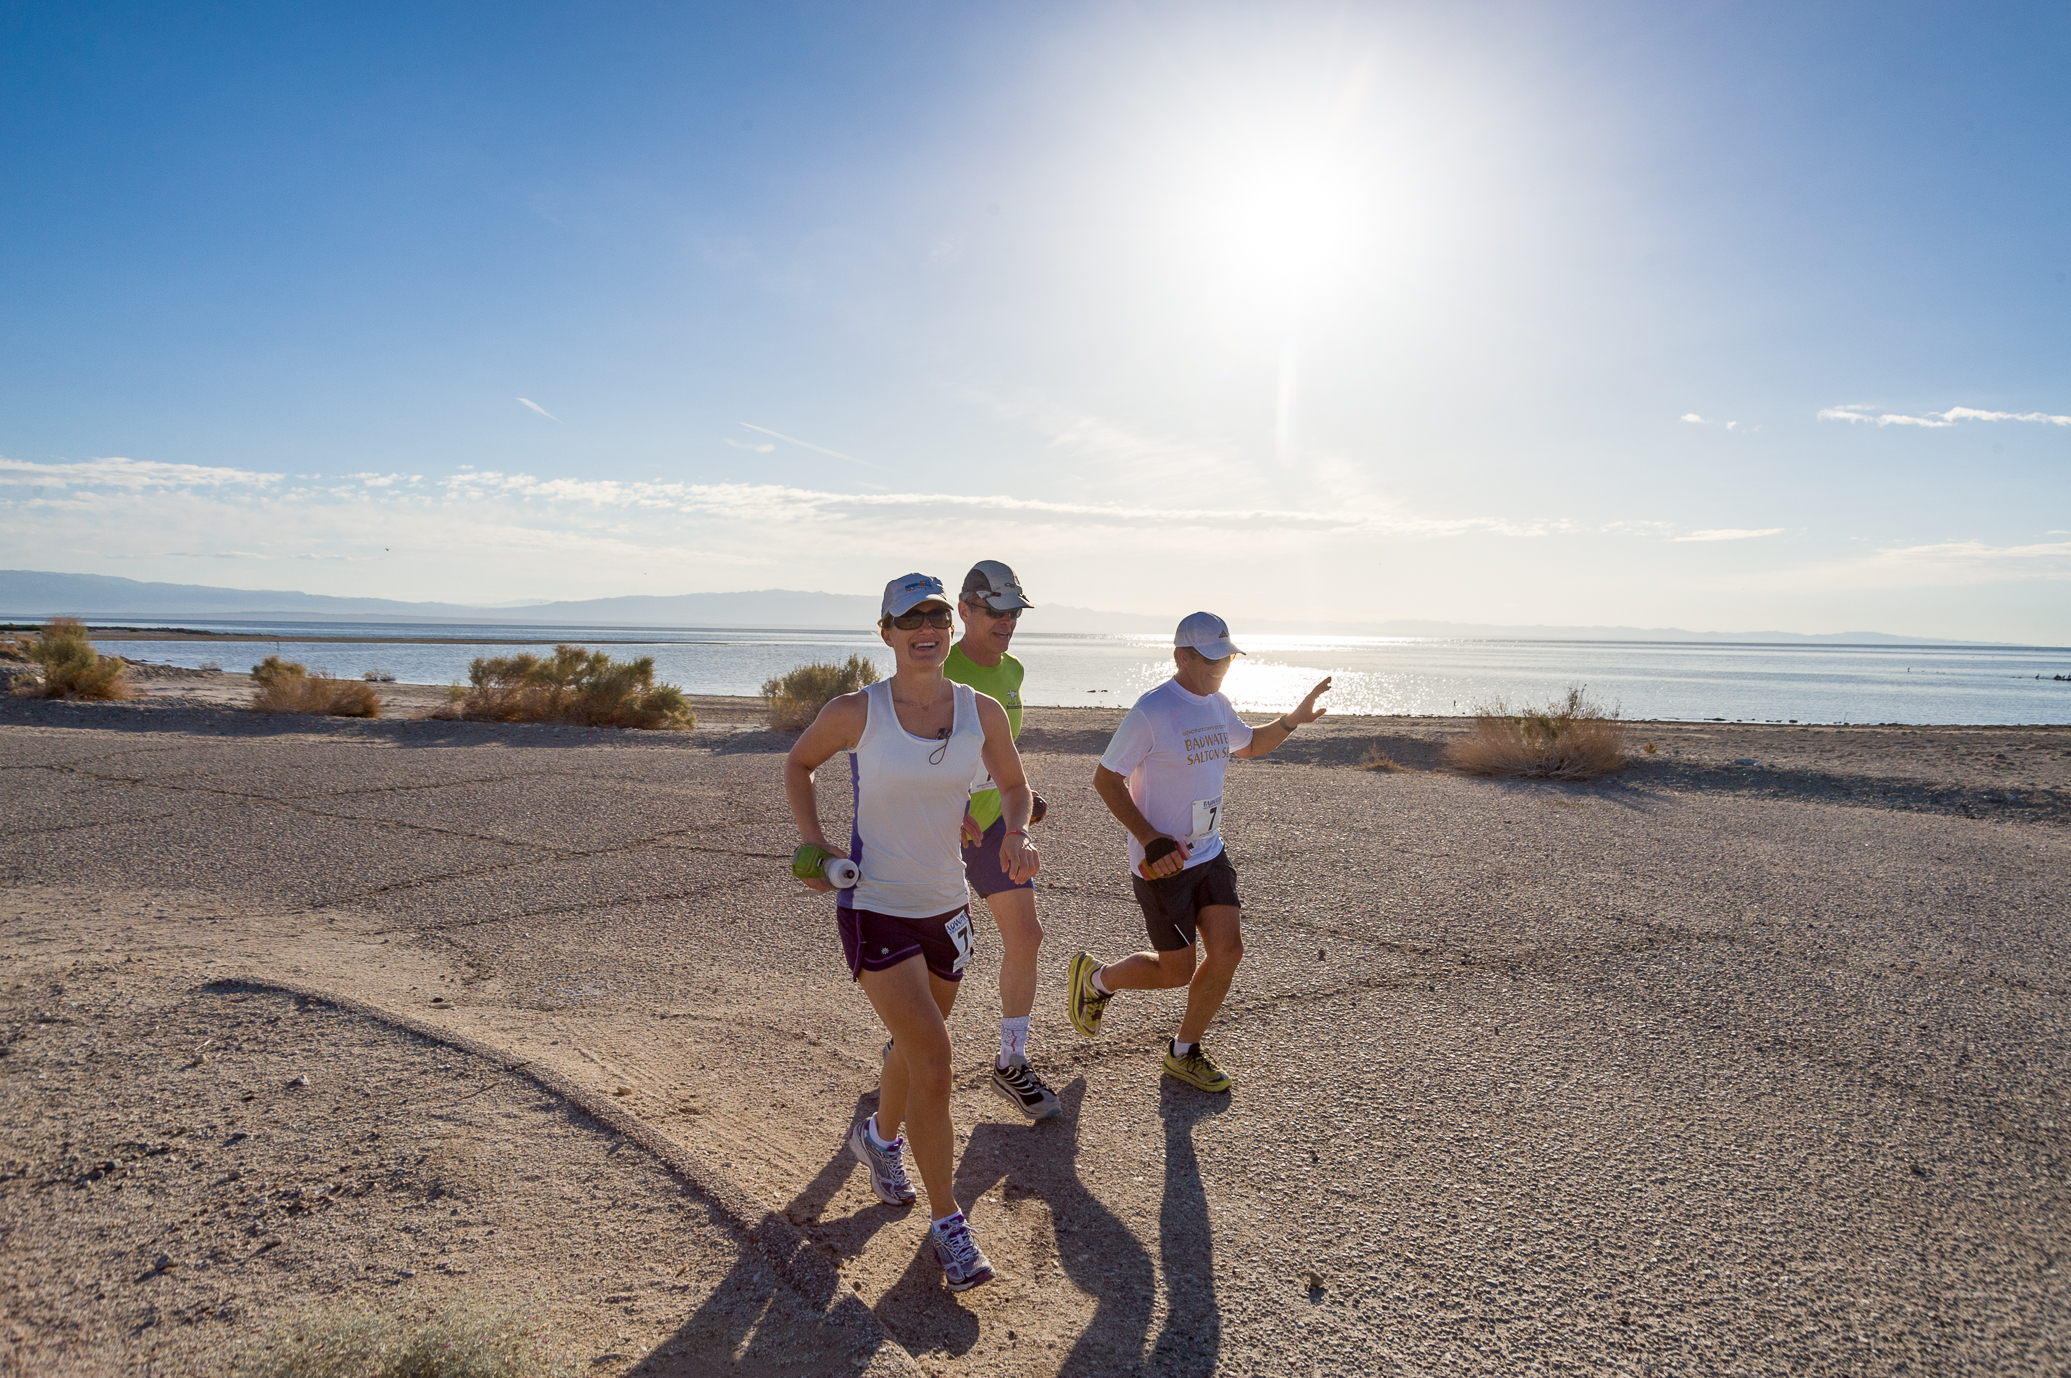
[791, 844, 858, 888]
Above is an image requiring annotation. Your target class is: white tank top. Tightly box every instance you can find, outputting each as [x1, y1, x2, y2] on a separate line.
[847, 679, 984, 918]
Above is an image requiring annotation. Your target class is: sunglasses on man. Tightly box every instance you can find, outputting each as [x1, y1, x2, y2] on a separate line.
[964, 603, 1022, 621]
[889, 609, 954, 630]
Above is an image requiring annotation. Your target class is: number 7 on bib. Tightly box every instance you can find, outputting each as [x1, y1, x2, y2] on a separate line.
[1190, 794, 1222, 840]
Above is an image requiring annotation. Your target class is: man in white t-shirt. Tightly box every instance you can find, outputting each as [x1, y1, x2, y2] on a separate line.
[1066, 611, 1331, 1092]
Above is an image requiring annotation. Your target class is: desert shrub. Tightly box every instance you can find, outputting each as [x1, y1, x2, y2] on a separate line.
[240, 1299, 560, 1378]
[1441, 687, 1627, 781]
[448, 644, 693, 729]
[249, 656, 382, 718]
[13, 617, 133, 700]
[1359, 744, 1415, 772]
[252, 654, 307, 687]
[762, 653, 881, 731]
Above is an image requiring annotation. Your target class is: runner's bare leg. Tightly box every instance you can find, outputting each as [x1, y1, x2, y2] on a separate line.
[857, 959, 962, 1216]
[1176, 904, 1242, 1044]
[983, 888, 1041, 1020]
[1095, 944, 1196, 991]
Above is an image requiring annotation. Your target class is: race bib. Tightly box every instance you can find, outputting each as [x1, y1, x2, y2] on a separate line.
[1190, 795, 1223, 840]
[943, 909, 974, 973]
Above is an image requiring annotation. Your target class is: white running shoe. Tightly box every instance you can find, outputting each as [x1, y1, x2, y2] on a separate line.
[930, 1211, 996, 1292]
[846, 1117, 915, 1206]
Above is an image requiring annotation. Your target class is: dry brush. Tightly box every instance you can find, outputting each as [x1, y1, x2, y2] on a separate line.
[239, 1298, 562, 1378]
[762, 653, 880, 732]
[249, 655, 383, 718]
[8, 617, 134, 700]
[1442, 687, 1628, 781]
[443, 645, 693, 729]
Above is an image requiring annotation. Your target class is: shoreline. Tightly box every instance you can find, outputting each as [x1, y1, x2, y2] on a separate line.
[82, 661, 2071, 731]
[66, 626, 705, 645]
[2, 668, 2065, 823]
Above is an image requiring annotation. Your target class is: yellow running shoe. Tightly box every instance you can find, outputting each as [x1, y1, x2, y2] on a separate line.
[1066, 951, 1111, 1039]
[1162, 1040, 1232, 1093]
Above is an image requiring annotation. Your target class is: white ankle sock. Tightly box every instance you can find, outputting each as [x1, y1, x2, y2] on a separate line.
[1172, 1039, 1194, 1057]
[997, 1015, 1030, 1067]
[867, 1114, 894, 1148]
[1091, 967, 1113, 996]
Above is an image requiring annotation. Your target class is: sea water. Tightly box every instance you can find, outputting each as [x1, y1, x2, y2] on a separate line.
[85, 621, 2071, 725]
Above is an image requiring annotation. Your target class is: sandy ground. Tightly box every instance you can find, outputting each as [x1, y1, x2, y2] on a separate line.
[2, 686, 2067, 1376]
[0, 890, 898, 1378]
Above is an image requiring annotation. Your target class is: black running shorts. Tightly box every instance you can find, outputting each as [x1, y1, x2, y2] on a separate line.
[838, 904, 973, 983]
[1130, 852, 1241, 951]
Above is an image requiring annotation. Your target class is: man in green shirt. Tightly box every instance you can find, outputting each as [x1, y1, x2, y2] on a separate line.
[944, 560, 1060, 1119]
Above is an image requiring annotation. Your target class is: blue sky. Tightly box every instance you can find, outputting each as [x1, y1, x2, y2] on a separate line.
[2, 1, 2067, 640]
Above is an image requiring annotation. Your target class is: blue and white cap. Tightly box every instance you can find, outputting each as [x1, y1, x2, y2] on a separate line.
[882, 572, 951, 618]
[1175, 611, 1243, 660]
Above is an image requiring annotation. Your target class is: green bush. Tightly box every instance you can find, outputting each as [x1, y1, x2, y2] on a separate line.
[14, 617, 132, 700]
[762, 653, 880, 731]
[448, 644, 693, 730]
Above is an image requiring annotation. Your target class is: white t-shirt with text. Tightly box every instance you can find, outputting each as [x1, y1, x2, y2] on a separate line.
[1098, 678, 1255, 875]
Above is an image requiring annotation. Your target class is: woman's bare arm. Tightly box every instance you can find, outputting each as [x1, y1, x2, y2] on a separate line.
[976, 696, 1038, 883]
[783, 692, 868, 886]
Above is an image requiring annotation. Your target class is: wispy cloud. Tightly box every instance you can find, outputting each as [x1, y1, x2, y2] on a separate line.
[0, 450, 1554, 540]
[517, 397, 560, 421]
[1738, 539, 2071, 592]
[1818, 404, 2071, 429]
[1680, 413, 1704, 423]
[429, 468, 1586, 539]
[739, 423, 885, 470]
[725, 438, 776, 453]
[1604, 520, 1780, 542]
[1673, 527, 1785, 542]
[0, 456, 281, 489]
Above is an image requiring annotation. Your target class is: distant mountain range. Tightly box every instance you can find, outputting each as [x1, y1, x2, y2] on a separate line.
[0, 568, 2008, 645]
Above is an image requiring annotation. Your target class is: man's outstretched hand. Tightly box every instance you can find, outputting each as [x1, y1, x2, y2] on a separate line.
[1288, 676, 1333, 726]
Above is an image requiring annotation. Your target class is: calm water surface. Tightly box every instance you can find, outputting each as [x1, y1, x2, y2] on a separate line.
[88, 621, 2071, 725]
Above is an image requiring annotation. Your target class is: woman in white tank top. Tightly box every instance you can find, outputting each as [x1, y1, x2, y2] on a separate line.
[784, 572, 1038, 1293]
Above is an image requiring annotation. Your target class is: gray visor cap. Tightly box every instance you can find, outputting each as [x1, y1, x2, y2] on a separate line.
[960, 559, 1034, 610]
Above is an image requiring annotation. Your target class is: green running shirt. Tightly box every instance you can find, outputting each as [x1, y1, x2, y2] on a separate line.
[942, 643, 1024, 830]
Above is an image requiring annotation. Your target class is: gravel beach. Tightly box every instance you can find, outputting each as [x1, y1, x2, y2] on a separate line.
[2, 686, 2066, 1375]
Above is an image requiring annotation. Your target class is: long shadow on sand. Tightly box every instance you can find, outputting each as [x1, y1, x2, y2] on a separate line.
[626, 1091, 906, 1377]
[1148, 1078, 1228, 1376]
[865, 1078, 1175, 1375]
[625, 1077, 1226, 1375]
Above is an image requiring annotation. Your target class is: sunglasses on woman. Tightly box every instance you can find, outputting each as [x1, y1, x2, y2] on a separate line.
[889, 609, 954, 630]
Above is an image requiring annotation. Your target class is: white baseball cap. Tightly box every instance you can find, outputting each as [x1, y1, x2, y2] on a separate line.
[1175, 611, 1243, 660]
[881, 572, 951, 618]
